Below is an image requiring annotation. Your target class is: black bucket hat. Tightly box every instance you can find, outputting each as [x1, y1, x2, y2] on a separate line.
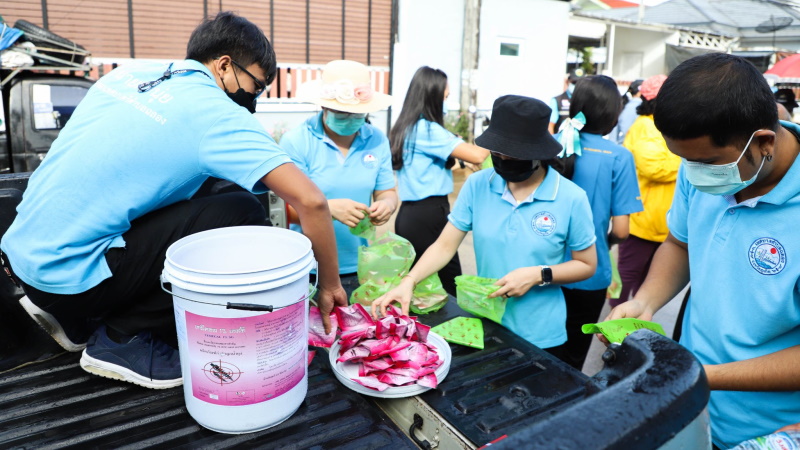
[776, 88, 799, 109]
[475, 95, 563, 160]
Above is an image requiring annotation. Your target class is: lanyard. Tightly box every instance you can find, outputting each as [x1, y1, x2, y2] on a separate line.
[137, 63, 211, 92]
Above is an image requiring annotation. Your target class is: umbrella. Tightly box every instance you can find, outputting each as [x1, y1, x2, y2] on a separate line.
[765, 54, 800, 83]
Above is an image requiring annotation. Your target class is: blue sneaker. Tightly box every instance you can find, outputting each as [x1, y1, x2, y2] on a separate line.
[79, 325, 182, 389]
[19, 296, 89, 352]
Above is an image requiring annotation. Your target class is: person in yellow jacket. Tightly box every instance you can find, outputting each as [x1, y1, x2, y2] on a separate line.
[615, 74, 681, 307]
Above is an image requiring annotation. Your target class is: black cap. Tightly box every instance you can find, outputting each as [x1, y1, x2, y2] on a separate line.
[776, 88, 798, 109]
[628, 79, 644, 95]
[475, 95, 562, 160]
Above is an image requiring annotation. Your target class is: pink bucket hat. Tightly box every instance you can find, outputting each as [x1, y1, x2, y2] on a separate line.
[297, 60, 393, 114]
[639, 74, 668, 101]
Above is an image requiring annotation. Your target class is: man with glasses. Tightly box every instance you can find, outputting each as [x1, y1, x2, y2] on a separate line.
[0, 12, 347, 389]
[600, 53, 800, 448]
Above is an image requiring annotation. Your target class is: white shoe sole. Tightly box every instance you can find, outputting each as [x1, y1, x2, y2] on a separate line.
[19, 296, 85, 352]
[80, 350, 183, 389]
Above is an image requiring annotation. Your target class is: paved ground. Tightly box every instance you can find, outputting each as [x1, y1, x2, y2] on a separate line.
[379, 167, 686, 375]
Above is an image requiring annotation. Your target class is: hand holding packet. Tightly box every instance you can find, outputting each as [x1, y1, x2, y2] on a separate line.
[581, 318, 666, 344]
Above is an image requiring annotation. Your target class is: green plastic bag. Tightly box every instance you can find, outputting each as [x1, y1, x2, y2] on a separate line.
[455, 275, 505, 324]
[349, 276, 400, 308]
[349, 273, 448, 315]
[357, 232, 415, 286]
[431, 317, 484, 349]
[349, 215, 377, 242]
[581, 318, 666, 344]
[409, 273, 449, 314]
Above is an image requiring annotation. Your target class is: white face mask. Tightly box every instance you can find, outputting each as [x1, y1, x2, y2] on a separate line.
[682, 130, 766, 196]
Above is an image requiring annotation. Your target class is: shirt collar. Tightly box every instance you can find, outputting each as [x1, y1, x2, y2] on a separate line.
[489, 166, 561, 203]
[307, 111, 373, 143]
[759, 120, 800, 206]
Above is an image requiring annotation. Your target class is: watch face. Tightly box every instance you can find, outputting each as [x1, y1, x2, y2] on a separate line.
[542, 267, 553, 283]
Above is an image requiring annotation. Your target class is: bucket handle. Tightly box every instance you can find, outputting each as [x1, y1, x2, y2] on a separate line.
[160, 265, 318, 312]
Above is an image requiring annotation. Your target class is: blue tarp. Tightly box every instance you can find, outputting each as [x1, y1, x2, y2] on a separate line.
[0, 23, 23, 52]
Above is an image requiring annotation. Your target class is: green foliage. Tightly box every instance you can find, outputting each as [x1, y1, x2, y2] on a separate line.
[445, 111, 470, 140]
[580, 48, 594, 75]
[269, 121, 288, 143]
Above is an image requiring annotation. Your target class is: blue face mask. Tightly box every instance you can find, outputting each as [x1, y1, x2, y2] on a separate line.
[567, 83, 576, 96]
[325, 111, 366, 136]
[683, 130, 766, 196]
[442, 101, 449, 115]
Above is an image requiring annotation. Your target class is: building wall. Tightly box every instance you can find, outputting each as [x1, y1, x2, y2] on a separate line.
[610, 25, 673, 79]
[391, 0, 570, 124]
[391, 0, 465, 118]
[1, 0, 391, 66]
[477, 0, 570, 109]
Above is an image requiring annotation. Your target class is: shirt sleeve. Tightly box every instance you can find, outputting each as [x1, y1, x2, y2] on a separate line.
[567, 189, 597, 251]
[548, 97, 559, 124]
[666, 165, 690, 243]
[611, 149, 644, 216]
[448, 173, 476, 232]
[277, 128, 309, 173]
[416, 122, 462, 160]
[374, 133, 396, 191]
[199, 110, 292, 194]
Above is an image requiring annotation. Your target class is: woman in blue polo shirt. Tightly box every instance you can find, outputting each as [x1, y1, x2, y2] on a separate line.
[281, 60, 398, 298]
[372, 95, 597, 356]
[553, 75, 643, 370]
[388, 67, 489, 296]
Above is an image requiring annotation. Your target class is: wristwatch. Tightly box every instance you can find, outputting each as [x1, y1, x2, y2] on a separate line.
[540, 265, 552, 286]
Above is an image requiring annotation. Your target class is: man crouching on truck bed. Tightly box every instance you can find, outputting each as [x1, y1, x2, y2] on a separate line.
[0, 12, 347, 389]
[601, 53, 800, 449]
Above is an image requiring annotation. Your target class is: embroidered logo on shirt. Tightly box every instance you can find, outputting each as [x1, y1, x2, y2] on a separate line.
[531, 212, 557, 236]
[748, 237, 786, 275]
[362, 153, 378, 168]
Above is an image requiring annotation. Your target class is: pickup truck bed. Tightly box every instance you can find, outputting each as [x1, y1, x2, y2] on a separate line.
[0, 300, 710, 450]
[0, 351, 414, 449]
[0, 173, 710, 449]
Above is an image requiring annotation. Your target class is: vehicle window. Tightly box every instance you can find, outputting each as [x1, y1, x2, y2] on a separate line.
[32, 84, 89, 130]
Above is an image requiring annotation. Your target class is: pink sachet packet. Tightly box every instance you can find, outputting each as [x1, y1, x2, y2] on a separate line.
[417, 373, 439, 389]
[335, 303, 375, 331]
[354, 376, 391, 392]
[308, 306, 338, 348]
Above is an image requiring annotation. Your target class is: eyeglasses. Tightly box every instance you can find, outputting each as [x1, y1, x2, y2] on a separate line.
[231, 60, 267, 97]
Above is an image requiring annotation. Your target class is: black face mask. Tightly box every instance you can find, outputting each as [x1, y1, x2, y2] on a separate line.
[491, 154, 540, 183]
[222, 73, 258, 114]
[226, 88, 258, 114]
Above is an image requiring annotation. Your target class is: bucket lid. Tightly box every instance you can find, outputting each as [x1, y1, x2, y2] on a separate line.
[163, 226, 314, 293]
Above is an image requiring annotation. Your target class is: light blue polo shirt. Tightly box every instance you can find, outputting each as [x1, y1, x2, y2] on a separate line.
[396, 118, 462, 201]
[667, 121, 800, 448]
[1, 60, 291, 294]
[557, 132, 642, 291]
[548, 92, 570, 124]
[612, 97, 642, 144]
[281, 112, 395, 274]
[449, 167, 596, 348]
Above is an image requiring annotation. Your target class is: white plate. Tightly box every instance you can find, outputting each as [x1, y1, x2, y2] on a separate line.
[329, 331, 452, 398]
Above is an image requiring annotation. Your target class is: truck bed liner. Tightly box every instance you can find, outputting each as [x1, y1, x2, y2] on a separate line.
[0, 351, 415, 449]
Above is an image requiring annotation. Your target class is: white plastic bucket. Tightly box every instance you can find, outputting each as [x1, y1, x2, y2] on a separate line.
[162, 226, 315, 434]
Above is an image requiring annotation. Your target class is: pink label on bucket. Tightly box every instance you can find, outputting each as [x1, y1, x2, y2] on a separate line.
[185, 301, 306, 406]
